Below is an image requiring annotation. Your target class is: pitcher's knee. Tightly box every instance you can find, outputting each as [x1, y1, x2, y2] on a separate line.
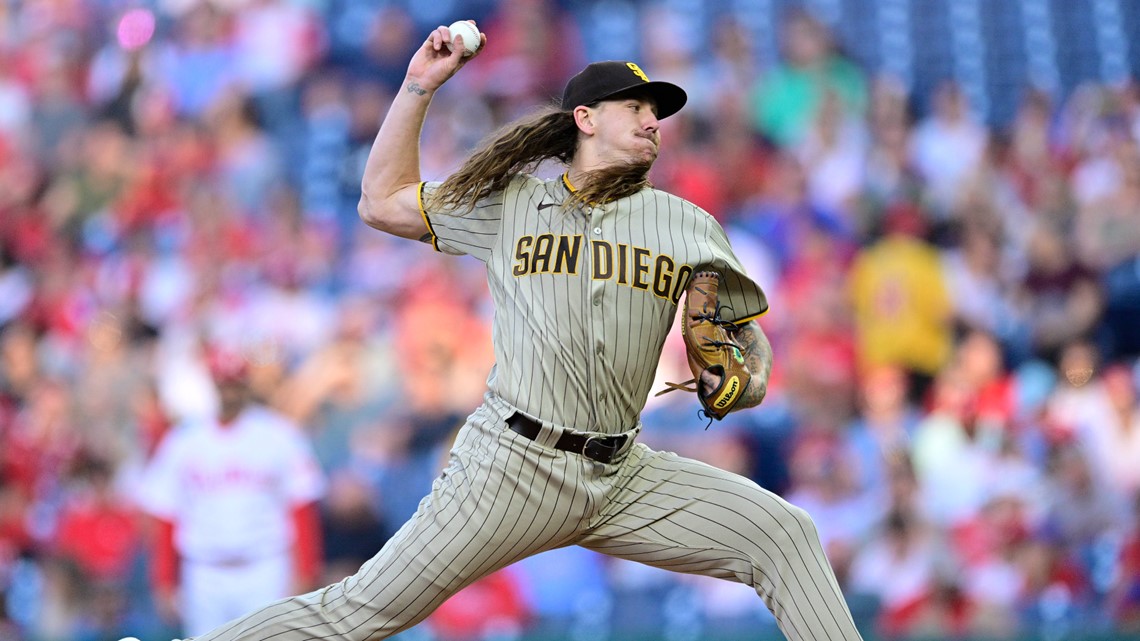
[743, 499, 823, 555]
[784, 503, 822, 542]
[314, 573, 406, 638]
[738, 502, 826, 587]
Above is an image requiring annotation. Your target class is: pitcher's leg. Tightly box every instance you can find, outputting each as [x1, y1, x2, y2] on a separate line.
[192, 420, 590, 641]
[580, 445, 862, 641]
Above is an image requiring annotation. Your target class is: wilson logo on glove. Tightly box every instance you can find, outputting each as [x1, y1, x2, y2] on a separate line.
[713, 376, 740, 409]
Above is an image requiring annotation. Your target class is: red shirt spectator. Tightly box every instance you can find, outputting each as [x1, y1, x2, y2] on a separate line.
[52, 457, 141, 583]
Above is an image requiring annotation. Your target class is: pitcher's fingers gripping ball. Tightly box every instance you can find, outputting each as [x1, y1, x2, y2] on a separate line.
[657, 271, 751, 421]
[446, 20, 482, 56]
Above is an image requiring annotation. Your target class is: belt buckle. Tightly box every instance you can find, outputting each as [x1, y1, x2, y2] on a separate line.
[581, 435, 602, 460]
[582, 434, 623, 463]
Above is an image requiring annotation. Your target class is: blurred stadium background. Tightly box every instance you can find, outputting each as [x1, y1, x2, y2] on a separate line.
[2, 0, 1140, 640]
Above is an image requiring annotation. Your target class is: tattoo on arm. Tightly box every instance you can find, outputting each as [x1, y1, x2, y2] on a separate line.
[418, 233, 433, 244]
[406, 81, 427, 96]
[732, 320, 773, 410]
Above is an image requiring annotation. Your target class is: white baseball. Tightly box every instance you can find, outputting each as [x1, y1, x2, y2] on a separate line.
[446, 20, 481, 57]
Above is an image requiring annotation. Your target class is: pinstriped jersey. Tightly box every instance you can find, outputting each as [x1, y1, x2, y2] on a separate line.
[419, 173, 768, 434]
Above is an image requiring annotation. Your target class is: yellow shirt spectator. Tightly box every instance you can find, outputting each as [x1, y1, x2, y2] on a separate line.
[849, 228, 952, 377]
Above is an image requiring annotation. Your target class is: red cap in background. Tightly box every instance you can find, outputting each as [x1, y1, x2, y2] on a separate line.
[205, 346, 249, 383]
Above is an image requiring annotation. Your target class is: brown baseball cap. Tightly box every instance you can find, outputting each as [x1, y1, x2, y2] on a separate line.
[561, 61, 688, 119]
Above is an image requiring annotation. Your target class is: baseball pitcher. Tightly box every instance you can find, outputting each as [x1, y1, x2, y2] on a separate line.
[173, 20, 863, 641]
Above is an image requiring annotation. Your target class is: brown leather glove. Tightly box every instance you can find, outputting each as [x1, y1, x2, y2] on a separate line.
[657, 271, 750, 421]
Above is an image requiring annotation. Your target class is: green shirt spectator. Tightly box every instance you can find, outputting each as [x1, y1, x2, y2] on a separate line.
[751, 10, 867, 148]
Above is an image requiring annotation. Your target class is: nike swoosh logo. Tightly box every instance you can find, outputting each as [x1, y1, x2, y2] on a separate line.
[537, 202, 556, 211]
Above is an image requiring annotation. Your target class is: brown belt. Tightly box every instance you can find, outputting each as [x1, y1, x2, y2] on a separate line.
[506, 412, 628, 464]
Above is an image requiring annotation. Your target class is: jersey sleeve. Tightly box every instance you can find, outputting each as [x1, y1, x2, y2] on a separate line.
[418, 180, 506, 262]
[699, 216, 770, 325]
[136, 429, 185, 520]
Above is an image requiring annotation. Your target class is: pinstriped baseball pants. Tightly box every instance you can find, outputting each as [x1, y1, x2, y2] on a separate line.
[192, 403, 863, 641]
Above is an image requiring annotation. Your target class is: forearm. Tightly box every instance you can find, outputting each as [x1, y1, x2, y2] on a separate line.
[733, 320, 773, 410]
[358, 80, 433, 222]
[358, 23, 482, 237]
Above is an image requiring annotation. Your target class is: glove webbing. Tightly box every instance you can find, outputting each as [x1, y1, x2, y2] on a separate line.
[655, 304, 742, 398]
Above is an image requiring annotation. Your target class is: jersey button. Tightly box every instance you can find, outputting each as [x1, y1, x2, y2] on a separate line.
[593, 296, 601, 306]
[596, 346, 604, 356]
[593, 227, 602, 235]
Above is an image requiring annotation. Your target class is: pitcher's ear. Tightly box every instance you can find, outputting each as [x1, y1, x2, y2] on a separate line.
[573, 105, 595, 134]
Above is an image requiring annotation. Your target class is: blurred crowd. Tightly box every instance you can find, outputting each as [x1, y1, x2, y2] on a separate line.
[2, 0, 1140, 640]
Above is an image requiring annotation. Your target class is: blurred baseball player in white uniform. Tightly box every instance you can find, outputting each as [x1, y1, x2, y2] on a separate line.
[137, 346, 326, 638]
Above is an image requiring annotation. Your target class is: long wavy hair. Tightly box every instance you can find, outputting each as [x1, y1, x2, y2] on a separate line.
[424, 104, 653, 213]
